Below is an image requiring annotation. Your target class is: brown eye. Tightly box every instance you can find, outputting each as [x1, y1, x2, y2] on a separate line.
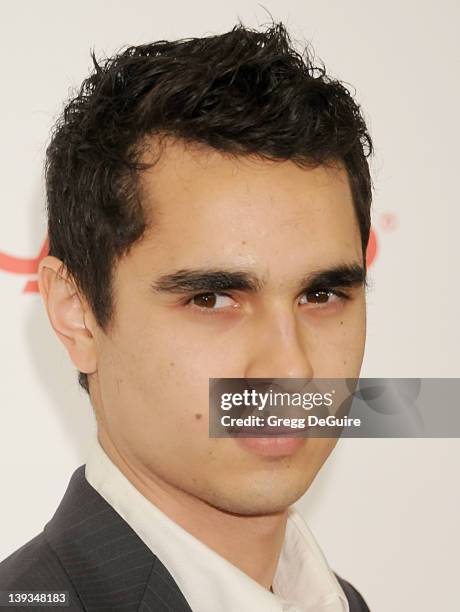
[304, 290, 331, 304]
[189, 292, 235, 310]
[193, 293, 217, 308]
[299, 289, 344, 306]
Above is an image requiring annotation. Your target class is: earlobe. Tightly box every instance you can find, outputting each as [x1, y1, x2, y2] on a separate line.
[38, 256, 97, 375]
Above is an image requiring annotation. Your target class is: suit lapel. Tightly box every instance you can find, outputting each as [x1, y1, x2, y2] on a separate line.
[44, 465, 193, 612]
[140, 559, 195, 612]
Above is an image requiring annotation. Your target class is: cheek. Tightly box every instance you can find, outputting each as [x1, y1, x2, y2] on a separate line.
[102, 340, 210, 470]
[340, 305, 366, 373]
[307, 300, 366, 377]
[109, 301, 232, 422]
[123, 334, 213, 430]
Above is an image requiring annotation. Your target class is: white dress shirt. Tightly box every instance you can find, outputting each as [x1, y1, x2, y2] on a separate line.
[85, 435, 349, 612]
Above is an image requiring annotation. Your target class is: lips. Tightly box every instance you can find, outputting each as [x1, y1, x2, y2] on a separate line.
[235, 436, 306, 457]
[232, 415, 307, 437]
[240, 426, 304, 436]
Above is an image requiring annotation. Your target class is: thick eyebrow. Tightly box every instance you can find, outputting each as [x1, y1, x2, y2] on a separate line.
[150, 263, 366, 295]
[300, 263, 367, 293]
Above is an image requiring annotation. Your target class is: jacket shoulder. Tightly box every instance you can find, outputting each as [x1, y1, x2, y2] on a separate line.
[335, 573, 371, 612]
[0, 531, 82, 609]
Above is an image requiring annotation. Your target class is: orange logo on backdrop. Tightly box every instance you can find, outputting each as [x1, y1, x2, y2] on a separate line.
[0, 237, 49, 293]
[0, 227, 379, 293]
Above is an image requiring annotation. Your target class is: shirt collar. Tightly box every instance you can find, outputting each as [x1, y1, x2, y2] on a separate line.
[85, 435, 348, 612]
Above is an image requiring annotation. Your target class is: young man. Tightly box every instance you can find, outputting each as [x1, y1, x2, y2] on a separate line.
[0, 22, 372, 611]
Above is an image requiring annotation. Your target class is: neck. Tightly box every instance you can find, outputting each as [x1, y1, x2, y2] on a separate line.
[98, 430, 287, 590]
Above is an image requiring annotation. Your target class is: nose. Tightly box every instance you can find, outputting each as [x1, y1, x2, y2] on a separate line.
[243, 310, 314, 393]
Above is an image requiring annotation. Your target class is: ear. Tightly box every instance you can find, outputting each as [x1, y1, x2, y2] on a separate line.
[37, 255, 97, 375]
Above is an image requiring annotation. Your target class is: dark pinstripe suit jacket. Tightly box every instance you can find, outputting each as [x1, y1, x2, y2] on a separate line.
[0, 466, 371, 611]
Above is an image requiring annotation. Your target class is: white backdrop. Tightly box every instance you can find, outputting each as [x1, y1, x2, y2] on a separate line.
[1, 2, 459, 611]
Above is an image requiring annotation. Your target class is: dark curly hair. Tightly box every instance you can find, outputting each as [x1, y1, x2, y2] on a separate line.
[45, 21, 373, 395]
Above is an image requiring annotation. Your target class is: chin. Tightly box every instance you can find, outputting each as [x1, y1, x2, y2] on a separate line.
[201, 474, 311, 516]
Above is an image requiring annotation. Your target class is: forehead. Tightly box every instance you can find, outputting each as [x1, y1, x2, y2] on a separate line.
[132, 138, 362, 280]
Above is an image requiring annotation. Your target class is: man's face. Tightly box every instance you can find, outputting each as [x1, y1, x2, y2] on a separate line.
[90, 139, 366, 515]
